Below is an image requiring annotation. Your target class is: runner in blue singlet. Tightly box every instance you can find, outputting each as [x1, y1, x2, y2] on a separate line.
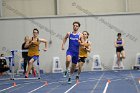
[62, 21, 84, 84]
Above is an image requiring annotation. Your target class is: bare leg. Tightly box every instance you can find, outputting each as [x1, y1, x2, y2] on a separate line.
[25, 58, 34, 77]
[70, 63, 77, 75]
[121, 50, 125, 59]
[67, 63, 77, 83]
[63, 55, 71, 77]
[119, 50, 125, 69]
[116, 52, 121, 68]
[78, 62, 84, 75]
[66, 55, 71, 70]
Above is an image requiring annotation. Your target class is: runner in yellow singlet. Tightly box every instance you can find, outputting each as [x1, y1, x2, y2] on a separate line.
[25, 28, 47, 78]
[76, 31, 91, 80]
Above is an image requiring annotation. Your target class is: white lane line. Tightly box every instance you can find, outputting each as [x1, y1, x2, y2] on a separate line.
[28, 84, 47, 93]
[64, 77, 102, 93]
[64, 83, 77, 93]
[130, 71, 140, 93]
[103, 80, 111, 93]
[0, 83, 22, 93]
[28, 80, 68, 93]
[28, 79, 107, 93]
[0, 86, 15, 92]
[47, 84, 61, 93]
[0, 81, 42, 92]
[90, 73, 105, 93]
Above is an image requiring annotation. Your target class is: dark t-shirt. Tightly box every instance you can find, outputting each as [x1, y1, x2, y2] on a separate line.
[0, 58, 7, 68]
[22, 42, 28, 58]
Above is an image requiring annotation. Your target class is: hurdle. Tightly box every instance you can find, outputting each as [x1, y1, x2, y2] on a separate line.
[10, 50, 41, 80]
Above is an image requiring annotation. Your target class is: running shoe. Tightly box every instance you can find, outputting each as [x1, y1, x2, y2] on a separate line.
[63, 70, 68, 77]
[68, 77, 72, 84]
[75, 75, 79, 80]
[25, 73, 28, 78]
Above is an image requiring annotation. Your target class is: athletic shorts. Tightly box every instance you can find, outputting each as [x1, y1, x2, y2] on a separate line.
[78, 57, 87, 63]
[28, 55, 39, 61]
[66, 50, 79, 64]
[116, 46, 124, 52]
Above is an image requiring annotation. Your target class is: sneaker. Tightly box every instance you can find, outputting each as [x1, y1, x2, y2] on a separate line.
[25, 74, 28, 78]
[68, 77, 71, 84]
[63, 71, 68, 77]
[75, 75, 79, 80]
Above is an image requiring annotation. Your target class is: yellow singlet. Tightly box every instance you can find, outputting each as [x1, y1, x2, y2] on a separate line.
[28, 38, 39, 57]
[79, 41, 90, 57]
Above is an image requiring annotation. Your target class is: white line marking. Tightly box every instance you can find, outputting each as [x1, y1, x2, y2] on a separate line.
[47, 84, 62, 93]
[64, 83, 77, 93]
[1, 71, 139, 93]
[28, 84, 46, 93]
[27, 72, 138, 93]
[130, 71, 140, 93]
[0, 86, 15, 92]
[0, 81, 41, 92]
[103, 81, 110, 93]
[90, 73, 104, 93]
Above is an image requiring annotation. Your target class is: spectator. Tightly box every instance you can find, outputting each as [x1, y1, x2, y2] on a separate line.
[0, 54, 9, 76]
[22, 36, 29, 74]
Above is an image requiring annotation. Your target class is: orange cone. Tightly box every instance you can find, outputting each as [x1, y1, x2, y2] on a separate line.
[107, 80, 111, 83]
[45, 81, 48, 86]
[13, 82, 16, 87]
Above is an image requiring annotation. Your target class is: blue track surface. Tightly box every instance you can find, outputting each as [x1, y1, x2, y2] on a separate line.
[0, 70, 140, 93]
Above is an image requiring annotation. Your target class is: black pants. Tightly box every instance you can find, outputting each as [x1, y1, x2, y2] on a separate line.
[0, 67, 9, 73]
[23, 58, 29, 73]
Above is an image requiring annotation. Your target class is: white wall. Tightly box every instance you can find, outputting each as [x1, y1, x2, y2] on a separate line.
[0, 14, 140, 73]
[128, 0, 140, 12]
[2, 0, 56, 17]
[0, 0, 2, 17]
[59, 0, 125, 15]
[1, 0, 140, 17]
